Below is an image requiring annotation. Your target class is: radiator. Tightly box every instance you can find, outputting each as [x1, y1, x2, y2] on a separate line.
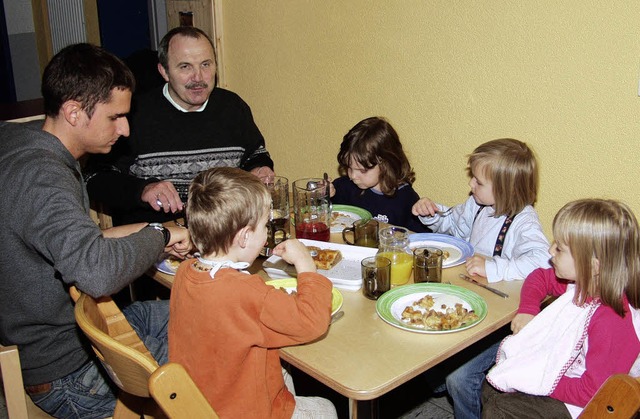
[47, 0, 87, 54]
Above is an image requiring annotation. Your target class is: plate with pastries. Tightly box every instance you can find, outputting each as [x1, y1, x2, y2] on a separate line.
[376, 283, 487, 334]
[262, 239, 377, 291]
[155, 255, 182, 275]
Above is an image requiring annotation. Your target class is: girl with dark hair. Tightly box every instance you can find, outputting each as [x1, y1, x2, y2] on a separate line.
[331, 116, 429, 232]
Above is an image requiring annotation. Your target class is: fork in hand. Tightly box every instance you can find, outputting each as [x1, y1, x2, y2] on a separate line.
[435, 207, 454, 217]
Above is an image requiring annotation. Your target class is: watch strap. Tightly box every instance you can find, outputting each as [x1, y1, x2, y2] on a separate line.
[147, 223, 170, 246]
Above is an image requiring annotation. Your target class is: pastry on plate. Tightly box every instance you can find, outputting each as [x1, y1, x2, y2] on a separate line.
[307, 246, 342, 270]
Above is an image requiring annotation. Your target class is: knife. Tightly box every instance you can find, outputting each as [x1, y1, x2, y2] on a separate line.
[459, 274, 509, 298]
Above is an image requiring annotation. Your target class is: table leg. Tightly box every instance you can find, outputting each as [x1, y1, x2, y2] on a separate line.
[349, 399, 379, 419]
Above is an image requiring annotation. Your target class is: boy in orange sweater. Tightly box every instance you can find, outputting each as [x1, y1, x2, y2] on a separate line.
[168, 167, 337, 418]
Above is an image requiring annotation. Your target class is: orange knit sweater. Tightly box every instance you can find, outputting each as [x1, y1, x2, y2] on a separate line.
[169, 261, 333, 418]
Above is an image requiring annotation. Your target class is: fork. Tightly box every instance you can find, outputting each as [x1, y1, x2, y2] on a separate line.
[436, 207, 454, 217]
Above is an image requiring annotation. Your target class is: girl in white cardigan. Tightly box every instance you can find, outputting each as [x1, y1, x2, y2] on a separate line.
[412, 138, 550, 283]
[412, 138, 551, 419]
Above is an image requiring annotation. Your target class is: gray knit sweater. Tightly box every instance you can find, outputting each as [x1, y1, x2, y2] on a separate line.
[0, 121, 165, 385]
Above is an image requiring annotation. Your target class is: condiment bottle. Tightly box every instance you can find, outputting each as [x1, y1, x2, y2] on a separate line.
[377, 226, 413, 286]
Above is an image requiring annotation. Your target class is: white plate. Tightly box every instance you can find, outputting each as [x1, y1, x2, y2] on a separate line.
[155, 257, 181, 275]
[408, 233, 474, 268]
[262, 239, 377, 291]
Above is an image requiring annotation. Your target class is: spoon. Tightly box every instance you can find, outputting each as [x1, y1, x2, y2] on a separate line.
[306, 180, 320, 190]
[330, 310, 344, 324]
[324, 172, 332, 212]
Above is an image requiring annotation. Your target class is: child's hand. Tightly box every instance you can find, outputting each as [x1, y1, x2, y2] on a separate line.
[511, 313, 534, 334]
[412, 197, 439, 217]
[465, 255, 488, 277]
[272, 239, 317, 274]
[329, 180, 336, 198]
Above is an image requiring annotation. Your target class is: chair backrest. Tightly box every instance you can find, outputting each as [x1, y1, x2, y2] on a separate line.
[0, 345, 54, 418]
[74, 292, 217, 418]
[89, 201, 114, 230]
[149, 362, 218, 418]
[579, 374, 640, 418]
[1, 344, 29, 418]
[6, 114, 45, 123]
[74, 292, 158, 398]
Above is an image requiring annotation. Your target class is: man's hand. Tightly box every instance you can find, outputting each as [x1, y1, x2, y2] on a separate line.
[142, 181, 184, 213]
[165, 226, 192, 258]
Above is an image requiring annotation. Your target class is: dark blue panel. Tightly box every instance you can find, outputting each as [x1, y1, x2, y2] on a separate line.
[97, 0, 150, 58]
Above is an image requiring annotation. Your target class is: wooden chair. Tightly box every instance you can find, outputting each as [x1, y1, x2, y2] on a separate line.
[90, 201, 114, 230]
[6, 114, 45, 123]
[579, 374, 640, 418]
[74, 292, 216, 418]
[149, 363, 218, 418]
[0, 345, 54, 418]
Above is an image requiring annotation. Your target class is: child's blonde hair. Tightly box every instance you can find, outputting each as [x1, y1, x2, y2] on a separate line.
[467, 138, 538, 216]
[553, 199, 640, 316]
[337, 116, 415, 196]
[187, 167, 271, 256]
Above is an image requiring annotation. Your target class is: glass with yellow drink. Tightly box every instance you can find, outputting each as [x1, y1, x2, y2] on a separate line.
[377, 226, 413, 286]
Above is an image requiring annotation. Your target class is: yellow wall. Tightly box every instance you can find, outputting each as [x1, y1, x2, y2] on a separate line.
[219, 1, 640, 238]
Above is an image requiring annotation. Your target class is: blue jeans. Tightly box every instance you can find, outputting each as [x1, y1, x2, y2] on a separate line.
[446, 341, 500, 419]
[29, 300, 169, 419]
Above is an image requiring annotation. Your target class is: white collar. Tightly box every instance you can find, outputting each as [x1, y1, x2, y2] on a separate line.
[162, 83, 208, 112]
[196, 256, 250, 278]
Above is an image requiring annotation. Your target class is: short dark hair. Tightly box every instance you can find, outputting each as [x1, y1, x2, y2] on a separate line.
[157, 26, 216, 70]
[337, 116, 415, 196]
[41, 43, 135, 118]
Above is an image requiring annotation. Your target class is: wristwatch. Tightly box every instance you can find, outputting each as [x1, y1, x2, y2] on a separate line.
[147, 223, 171, 246]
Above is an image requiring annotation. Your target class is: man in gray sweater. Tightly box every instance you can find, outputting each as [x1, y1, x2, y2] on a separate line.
[0, 43, 191, 418]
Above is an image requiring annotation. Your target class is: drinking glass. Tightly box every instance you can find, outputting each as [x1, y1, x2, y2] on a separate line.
[342, 219, 379, 248]
[361, 256, 391, 300]
[413, 247, 443, 283]
[261, 176, 290, 257]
